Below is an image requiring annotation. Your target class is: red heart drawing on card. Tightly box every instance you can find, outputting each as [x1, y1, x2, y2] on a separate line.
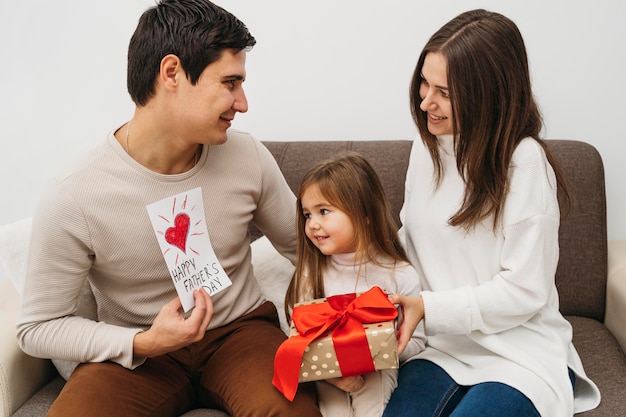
[165, 213, 190, 253]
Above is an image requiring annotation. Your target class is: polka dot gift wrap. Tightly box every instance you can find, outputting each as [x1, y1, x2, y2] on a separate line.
[293, 319, 399, 382]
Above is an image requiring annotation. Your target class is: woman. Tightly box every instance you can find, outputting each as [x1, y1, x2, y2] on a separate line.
[383, 9, 601, 417]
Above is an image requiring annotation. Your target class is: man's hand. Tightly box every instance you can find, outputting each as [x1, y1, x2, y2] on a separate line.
[133, 289, 214, 357]
[388, 293, 424, 355]
[324, 375, 365, 393]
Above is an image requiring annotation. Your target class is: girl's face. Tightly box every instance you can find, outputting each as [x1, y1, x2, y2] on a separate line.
[300, 184, 357, 255]
[419, 52, 454, 136]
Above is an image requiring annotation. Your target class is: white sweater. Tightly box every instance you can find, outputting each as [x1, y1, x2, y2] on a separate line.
[399, 135, 600, 417]
[323, 253, 426, 363]
[17, 129, 297, 370]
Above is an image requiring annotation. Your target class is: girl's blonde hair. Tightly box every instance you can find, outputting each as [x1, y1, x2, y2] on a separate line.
[284, 151, 408, 321]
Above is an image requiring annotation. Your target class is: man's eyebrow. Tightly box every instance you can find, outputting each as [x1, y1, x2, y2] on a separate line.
[223, 74, 245, 81]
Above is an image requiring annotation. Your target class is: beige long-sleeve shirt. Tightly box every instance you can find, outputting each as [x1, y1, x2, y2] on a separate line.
[17, 129, 296, 370]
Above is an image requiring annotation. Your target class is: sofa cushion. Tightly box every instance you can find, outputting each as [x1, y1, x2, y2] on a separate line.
[567, 316, 626, 416]
[10, 375, 229, 417]
[10, 377, 65, 417]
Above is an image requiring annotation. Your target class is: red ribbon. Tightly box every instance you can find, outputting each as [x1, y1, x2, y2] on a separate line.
[272, 286, 398, 401]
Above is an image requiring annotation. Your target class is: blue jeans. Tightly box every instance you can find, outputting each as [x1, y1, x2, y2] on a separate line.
[383, 360, 573, 417]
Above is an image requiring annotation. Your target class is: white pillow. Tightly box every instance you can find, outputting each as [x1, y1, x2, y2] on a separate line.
[0, 217, 32, 295]
[250, 235, 295, 333]
[0, 217, 93, 379]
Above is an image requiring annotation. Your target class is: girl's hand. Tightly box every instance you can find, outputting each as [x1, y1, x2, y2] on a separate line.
[324, 375, 365, 393]
[389, 293, 424, 355]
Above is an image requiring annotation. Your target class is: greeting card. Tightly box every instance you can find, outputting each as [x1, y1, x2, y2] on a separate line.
[146, 187, 232, 311]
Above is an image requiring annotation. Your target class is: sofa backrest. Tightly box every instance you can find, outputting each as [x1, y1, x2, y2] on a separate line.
[264, 141, 413, 226]
[263, 139, 607, 321]
[547, 140, 607, 321]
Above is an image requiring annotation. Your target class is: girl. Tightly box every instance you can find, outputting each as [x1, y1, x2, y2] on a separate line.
[285, 151, 426, 417]
[383, 9, 601, 417]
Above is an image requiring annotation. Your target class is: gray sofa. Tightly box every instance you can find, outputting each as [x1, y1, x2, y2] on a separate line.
[2, 139, 625, 416]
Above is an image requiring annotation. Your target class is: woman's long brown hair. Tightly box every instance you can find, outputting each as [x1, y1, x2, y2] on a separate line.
[409, 9, 570, 230]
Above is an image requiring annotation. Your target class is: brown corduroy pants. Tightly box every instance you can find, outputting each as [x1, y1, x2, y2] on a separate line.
[47, 302, 320, 417]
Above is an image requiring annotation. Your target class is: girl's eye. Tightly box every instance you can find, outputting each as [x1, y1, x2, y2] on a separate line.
[320, 209, 330, 215]
[303, 212, 312, 219]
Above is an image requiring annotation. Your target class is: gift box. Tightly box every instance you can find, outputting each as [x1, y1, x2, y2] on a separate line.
[291, 315, 398, 382]
[273, 286, 399, 401]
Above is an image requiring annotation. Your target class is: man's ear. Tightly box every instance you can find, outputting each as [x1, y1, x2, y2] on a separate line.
[159, 54, 182, 91]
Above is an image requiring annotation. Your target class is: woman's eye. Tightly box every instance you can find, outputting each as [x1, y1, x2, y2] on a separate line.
[441, 89, 450, 98]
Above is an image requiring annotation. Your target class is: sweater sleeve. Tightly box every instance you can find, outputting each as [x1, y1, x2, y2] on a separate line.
[421, 139, 561, 335]
[16, 179, 144, 369]
[249, 138, 297, 264]
[394, 263, 427, 363]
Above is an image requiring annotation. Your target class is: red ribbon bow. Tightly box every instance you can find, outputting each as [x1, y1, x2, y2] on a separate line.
[272, 286, 398, 401]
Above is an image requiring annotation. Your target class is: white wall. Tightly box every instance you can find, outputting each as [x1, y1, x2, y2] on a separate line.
[1, 0, 625, 240]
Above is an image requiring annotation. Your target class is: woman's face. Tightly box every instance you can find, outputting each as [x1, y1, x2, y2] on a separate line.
[419, 52, 454, 136]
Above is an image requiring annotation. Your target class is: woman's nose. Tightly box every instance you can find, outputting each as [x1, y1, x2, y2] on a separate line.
[420, 88, 434, 112]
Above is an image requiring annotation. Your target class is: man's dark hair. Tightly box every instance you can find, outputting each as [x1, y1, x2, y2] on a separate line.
[127, 0, 256, 106]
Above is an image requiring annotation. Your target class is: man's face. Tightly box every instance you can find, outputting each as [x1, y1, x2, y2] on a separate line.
[175, 49, 248, 145]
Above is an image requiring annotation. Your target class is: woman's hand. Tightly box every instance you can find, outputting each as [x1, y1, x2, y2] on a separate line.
[389, 293, 424, 355]
[133, 289, 214, 358]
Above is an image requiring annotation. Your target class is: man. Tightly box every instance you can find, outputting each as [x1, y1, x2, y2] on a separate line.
[17, 1, 320, 415]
